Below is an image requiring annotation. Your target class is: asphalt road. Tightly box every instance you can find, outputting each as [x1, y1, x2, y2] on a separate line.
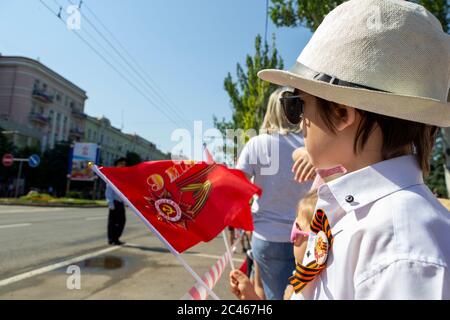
[0, 205, 245, 300]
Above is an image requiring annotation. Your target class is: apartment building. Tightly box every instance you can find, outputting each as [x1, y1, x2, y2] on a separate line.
[0, 55, 168, 164]
[0, 55, 87, 151]
[84, 115, 168, 166]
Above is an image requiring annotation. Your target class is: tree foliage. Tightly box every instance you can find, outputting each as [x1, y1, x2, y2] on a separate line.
[0, 128, 16, 192]
[270, 0, 448, 32]
[215, 34, 284, 133]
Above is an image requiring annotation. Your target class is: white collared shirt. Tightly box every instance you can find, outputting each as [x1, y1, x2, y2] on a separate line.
[295, 155, 450, 300]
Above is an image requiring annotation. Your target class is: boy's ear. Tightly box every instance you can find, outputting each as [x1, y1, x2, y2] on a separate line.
[334, 105, 357, 132]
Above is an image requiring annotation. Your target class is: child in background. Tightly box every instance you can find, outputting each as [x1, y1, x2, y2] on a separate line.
[229, 190, 318, 300]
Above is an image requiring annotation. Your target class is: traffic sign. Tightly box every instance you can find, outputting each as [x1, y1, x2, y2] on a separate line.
[2, 154, 13, 167]
[28, 154, 40, 168]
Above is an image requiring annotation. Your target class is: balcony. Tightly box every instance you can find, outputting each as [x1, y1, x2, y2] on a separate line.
[32, 89, 54, 104]
[69, 127, 85, 138]
[71, 109, 87, 119]
[29, 112, 49, 125]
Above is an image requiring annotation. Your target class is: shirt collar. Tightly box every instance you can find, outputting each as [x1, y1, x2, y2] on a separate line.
[317, 155, 424, 214]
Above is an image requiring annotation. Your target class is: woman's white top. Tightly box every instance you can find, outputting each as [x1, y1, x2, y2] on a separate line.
[236, 132, 312, 243]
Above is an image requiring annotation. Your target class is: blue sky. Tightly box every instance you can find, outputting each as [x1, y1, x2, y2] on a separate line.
[0, 0, 312, 154]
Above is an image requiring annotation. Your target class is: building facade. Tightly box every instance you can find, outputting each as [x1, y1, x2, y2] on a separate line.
[0, 55, 87, 151]
[0, 56, 168, 164]
[84, 115, 168, 166]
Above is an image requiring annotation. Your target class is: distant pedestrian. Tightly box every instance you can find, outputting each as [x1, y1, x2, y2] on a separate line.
[105, 157, 127, 246]
[7, 182, 14, 198]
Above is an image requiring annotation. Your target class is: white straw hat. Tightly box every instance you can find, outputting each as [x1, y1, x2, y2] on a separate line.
[258, 0, 450, 127]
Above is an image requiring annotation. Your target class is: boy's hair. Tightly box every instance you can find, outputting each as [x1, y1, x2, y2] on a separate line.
[315, 97, 438, 176]
[297, 189, 319, 230]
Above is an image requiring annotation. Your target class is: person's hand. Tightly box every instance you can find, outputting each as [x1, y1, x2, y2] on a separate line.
[283, 284, 294, 300]
[229, 270, 261, 300]
[292, 148, 316, 183]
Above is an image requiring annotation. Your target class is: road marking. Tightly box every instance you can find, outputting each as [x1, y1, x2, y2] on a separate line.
[0, 223, 31, 229]
[0, 246, 121, 287]
[0, 207, 65, 214]
[85, 216, 105, 221]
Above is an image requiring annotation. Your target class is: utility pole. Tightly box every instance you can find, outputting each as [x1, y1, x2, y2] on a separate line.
[14, 160, 24, 198]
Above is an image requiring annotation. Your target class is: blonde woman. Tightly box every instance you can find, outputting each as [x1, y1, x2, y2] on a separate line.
[235, 87, 315, 300]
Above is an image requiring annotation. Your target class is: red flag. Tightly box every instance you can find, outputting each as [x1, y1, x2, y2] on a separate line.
[239, 259, 248, 274]
[98, 161, 261, 253]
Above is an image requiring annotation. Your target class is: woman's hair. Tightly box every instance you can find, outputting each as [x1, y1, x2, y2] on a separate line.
[297, 189, 319, 231]
[260, 87, 302, 135]
[315, 97, 438, 176]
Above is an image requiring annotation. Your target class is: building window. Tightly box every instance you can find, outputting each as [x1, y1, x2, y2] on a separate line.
[63, 116, 68, 140]
[55, 113, 61, 138]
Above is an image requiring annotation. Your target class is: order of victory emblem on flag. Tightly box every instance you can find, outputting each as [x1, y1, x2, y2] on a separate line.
[145, 163, 214, 230]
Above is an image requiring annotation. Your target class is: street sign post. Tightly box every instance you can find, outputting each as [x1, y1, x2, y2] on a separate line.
[2, 153, 41, 198]
[2, 154, 13, 167]
[28, 154, 40, 168]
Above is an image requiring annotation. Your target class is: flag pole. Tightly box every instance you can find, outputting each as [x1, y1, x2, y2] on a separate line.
[222, 230, 236, 270]
[92, 164, 221, 300]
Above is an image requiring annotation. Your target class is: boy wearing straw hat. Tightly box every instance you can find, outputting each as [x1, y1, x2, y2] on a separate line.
[259, 0, 450, 299]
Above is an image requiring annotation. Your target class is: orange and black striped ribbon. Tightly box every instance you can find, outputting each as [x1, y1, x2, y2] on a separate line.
[289, 209, 334, 294]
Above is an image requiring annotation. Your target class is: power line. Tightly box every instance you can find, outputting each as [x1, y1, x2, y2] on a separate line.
[38, 0, 184, 129]
[82, 0, 189, 122]
[71, 0, 191, 127]
[63, 0, 190, 129]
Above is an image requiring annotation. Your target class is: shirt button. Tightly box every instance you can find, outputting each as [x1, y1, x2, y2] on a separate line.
[345, 195, 354, 203]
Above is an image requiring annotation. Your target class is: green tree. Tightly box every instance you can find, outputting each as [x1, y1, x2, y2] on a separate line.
[0, 128, 16, 195]
[0, 128, 15, 156]
[270, 0, 448, 32]
[215, 34, 284, 133]
[269, 0, 449, 197]
[40, 143, 71, 197]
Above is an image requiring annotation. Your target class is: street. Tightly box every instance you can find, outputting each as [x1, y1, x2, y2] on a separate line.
[0, 205, 243, 300]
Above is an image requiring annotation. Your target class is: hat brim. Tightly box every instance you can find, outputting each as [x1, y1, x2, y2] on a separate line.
[258, 69, 450, 127]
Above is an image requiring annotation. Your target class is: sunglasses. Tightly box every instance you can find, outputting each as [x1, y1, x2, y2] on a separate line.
[290, 221, 309, 243]
[279, 91, 304, 125]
